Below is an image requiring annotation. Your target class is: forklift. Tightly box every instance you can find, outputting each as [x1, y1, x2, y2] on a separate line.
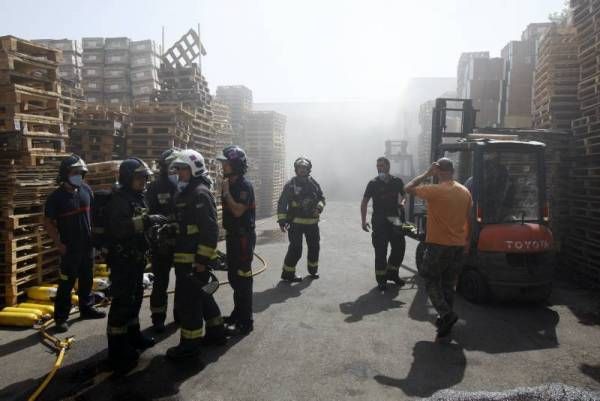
[405, 98, 555, 302]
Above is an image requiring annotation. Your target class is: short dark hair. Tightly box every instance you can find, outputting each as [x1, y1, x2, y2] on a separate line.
[436, 157, 454, 172]
[377, 157, 390, 167]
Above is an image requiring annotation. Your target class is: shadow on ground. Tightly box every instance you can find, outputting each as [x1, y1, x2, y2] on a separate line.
[374, 340, 466, 398]
[0, 322, 245, 401]
[253, 278, 314, 313]
[339, 286, 405, 323]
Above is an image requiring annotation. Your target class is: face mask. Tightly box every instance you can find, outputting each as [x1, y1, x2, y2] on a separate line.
[378, 172, 387, 180]
[177, 181, 189, 191]
[168, 174, 179, 186]
[68, 175, 83, 187]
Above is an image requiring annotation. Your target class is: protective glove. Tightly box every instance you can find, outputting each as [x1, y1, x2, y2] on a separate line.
[144, 214, 168, 229]
[279, 221, 289, 233]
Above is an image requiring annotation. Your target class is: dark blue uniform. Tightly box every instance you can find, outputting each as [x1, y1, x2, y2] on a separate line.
[145, 176, 177, 325]
[44, 184, 95, 322]
[363, 175, 406, 284]
[277, 177, 325, 278]
[222, 176, 256, 326]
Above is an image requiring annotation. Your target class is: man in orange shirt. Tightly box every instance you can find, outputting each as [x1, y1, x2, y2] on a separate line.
[405, 158, 472, 340]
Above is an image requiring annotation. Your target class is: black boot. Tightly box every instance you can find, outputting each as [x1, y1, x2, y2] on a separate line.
[202, 325, 227, 346]
[152, 314, 166, 333]
[80, 306, 106, 319]
[128, 325, 156, 351]
[167, 340, 203, 360]
[436, 311, 459, 339]
[281, 271, 302, 282]
[224, 320, 254, 336]
[108, 335, 139, 376]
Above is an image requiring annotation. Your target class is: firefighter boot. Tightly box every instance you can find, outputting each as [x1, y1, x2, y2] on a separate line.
[128, 324, 156, 351]
[281, 269, 302, 283]
[202, 324, 227, 346]
[167, 339, 203, 360]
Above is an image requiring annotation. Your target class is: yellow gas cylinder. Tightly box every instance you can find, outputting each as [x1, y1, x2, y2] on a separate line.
[39, 283, 59, 288]
[25, 286, 58, 301]
[18, 303, 54, 316]
[94, 264, 110, 277]
[2, 307, 49, 320]
[93, 278, 110, 291]
[71, 294, 79, 305]
[0, 311, 39, 327]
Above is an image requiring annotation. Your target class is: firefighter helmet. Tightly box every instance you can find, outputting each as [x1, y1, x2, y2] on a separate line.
[217, 145, 248, 175]
[294, 157, 312, 174]
[58, 154, 88, 183]
[119, 158, 153, 188]
[171, 149, 208, 178]
[157, 148, 180, 172]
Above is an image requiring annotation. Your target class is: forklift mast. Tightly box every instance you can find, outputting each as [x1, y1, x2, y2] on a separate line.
[430, 98, 477, 163]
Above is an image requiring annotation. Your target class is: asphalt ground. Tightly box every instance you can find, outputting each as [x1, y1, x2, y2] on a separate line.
[0, 201, 599, 401]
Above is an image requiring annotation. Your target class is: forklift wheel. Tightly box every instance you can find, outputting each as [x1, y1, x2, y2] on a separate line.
[459, 269, 489, 303]
[416, 242, 426, 273]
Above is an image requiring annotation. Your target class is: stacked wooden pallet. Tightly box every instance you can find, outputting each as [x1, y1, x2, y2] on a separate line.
[0, 36, 68, 305]
[69, 107, 127, 163]
[127, 103, 192, 161]
[515, 129, 572, 250]
[86, 160, 120, 191]
[533, 25, 580, 130]
[567, 0, 600, 287]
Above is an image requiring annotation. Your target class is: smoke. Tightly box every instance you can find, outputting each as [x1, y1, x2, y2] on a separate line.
[255, 78, 456, 201]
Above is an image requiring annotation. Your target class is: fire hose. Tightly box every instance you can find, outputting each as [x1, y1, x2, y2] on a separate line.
[27, 252, 268, 401]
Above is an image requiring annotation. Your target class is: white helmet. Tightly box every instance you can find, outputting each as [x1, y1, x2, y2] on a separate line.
[171, 149, 208, 178]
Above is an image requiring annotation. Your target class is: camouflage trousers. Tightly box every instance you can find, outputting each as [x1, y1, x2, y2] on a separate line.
[420, 243, 464, 317]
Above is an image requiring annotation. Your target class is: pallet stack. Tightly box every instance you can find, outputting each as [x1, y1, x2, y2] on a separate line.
[0, 36, 67, 306]
[244, 111, 286, 218]
[32, 39, 86, 130]
[567, 0, 600, 287]
[69, 107, 127, 163]
[532, 25, 580, 130]
[127, 103, 192, 162]
[103, 37, 131, 108]
[129, 40, 160, 104]
[85, 160, 121, 191]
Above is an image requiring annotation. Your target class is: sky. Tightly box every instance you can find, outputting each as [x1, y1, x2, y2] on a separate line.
[3, 0, 565, 103]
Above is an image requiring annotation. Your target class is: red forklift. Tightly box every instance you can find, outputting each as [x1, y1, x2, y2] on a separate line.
[406, 98, 555, 302]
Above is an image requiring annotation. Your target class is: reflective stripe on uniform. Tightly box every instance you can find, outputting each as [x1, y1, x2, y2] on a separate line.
[206, 316, 224, 327]
[107, 325, 128, 335]
[174, 253, 195, 263]
[60, 273, 69, 281]
[387, 265, 399, 272]
[197, 244, 216, 258]
[237, 269, 253, 278]
[181, 327, 204, 339]
[375, 269, 387, 276]
[291, 201, 300, 207]
[187, 224, 199, 235]
[132, 215, 144, 233]
[307, 261, 319, 268]
[283, 265, 296, 272]
[157, 193, 171, 204]
[277, 213, 287, 220]
[293, 217, 319, 225]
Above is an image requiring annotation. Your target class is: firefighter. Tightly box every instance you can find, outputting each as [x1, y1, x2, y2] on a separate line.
[361, 157, 406, 290]
[145, 149, 179, 332]
[167, 149, 225, 360]
[106, 158, 166, 374]
[44, 154, 105, 333]
[278, 157, 326, 282]
[217, 145, 256, 335]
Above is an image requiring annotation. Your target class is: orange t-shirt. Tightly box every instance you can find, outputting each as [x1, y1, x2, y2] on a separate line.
[414, 181, 473, 246]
